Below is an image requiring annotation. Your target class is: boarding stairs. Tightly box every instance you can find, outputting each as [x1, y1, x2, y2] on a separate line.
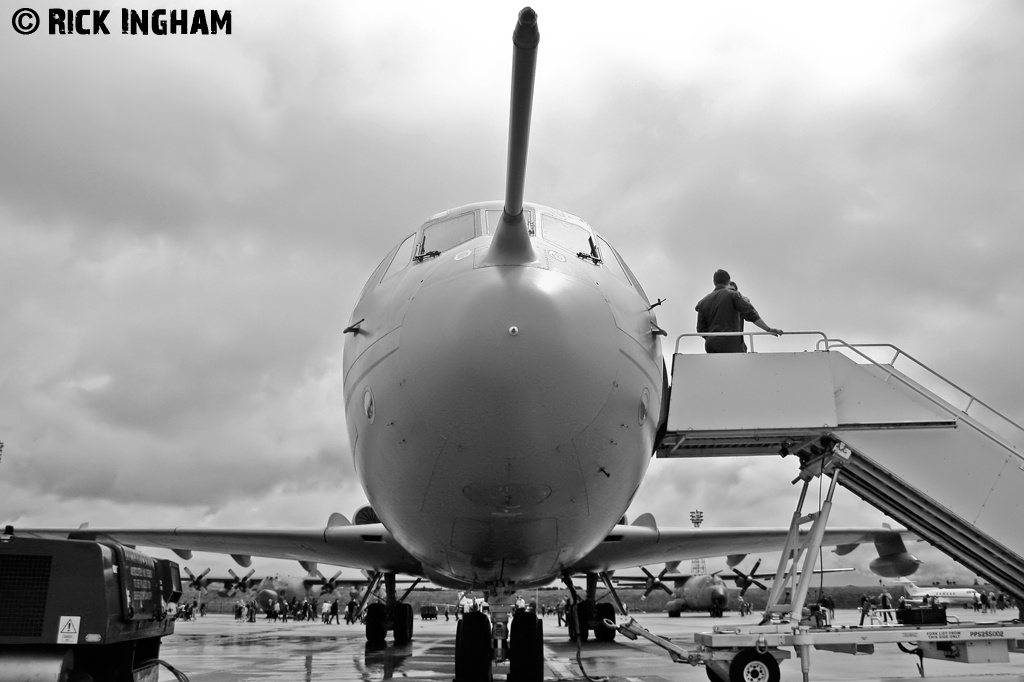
[657, 332, 1024, 605]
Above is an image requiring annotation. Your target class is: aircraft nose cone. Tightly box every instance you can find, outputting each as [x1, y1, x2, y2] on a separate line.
[400, 265, 619, 452]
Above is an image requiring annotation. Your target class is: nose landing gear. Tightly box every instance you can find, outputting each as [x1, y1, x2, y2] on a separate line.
[453, 589, 547, 682]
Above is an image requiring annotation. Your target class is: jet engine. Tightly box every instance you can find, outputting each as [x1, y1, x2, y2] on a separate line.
[868, 528, 921, 577]
[353, 505, 380, 525]
[869, 552, 922, 578]
[837, 527, 922, 578]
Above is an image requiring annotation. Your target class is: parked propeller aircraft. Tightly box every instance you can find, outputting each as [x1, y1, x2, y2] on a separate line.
[183, 565, 432, 621]
[10, 8, 921, 681]
[618, 557, 852, 617]
[183, 566, 360, 600]
[183, 567, 261, 598]
[252, 575, 359, 616]
[665, 573, 732, 617]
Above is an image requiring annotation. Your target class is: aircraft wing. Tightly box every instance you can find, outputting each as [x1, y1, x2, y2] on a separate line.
[10, 524, 423, 575]
[567, 525, 910, 574]
[10, 523, 908, 580]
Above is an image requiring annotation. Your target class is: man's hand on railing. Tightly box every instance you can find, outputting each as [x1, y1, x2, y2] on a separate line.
[752, 317, 783, 337]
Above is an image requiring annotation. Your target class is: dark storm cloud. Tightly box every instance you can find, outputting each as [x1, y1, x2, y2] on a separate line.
[0, 3, 510, 521]
[0, 229, 355, 505]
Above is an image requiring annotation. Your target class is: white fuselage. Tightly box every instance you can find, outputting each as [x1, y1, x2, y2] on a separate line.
[904, 582, 980, 605]
[342, 201, 664, 589]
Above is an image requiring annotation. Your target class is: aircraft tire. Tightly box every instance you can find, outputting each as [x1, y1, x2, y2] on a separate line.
[667, 610, 680, 618]
[509, 611, 544, 682]
[729, 648, 780, 682]
[455, 611, 491, 682]
[394, 602, 414, 644]
[593, 602, 616, 642]
[364, 603, 387, 645]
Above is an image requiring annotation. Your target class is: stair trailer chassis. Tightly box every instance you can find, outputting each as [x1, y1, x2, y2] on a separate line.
[616, 614, 1024, 682]
[611, 451, 1024, 682]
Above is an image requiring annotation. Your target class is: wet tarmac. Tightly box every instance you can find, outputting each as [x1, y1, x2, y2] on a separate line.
[156, 609, 1024, 682]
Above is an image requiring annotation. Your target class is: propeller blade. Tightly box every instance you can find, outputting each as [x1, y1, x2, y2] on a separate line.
[639, 567, 657, 598]
[734, 565, 770, 596]
[639, 566, 673, 598]
[732, 558, 766, 596]
[241, 569, 256, 588]
[733, 568, 753, 596]
[304, 569, 325, 590]
[744, 559, 767, 593]
[184, 567, 212, 593]
[224, 567, 258, 593]
[324, 570, 344, 592]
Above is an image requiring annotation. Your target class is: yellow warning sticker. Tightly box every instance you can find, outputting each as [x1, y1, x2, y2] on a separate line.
[57, 616, 81, 644]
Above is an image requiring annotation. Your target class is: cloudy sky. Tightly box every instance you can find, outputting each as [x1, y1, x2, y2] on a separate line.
[2, 1, 1022, 585]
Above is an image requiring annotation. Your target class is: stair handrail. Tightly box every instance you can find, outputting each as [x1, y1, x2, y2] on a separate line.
[674, 330, 828, 355]
[672, 331, 1022, 460]
[822, 339, 1023, 461]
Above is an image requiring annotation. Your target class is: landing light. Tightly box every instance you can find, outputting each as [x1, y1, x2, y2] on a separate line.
[363, 389, 375, 423]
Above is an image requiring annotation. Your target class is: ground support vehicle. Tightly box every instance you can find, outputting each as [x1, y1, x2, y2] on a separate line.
[691, 619, 1024, 682]
[613, 444, 1024, 682]
[0, 531, 181, 682]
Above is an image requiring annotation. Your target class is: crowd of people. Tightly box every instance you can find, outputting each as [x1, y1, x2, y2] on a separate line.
[973, 590, 1013, 612]
[167, 599, 206, 621]
[445, 592, 574, 625]
[232, 599, 260, 622]
[224, 596, 365, 624]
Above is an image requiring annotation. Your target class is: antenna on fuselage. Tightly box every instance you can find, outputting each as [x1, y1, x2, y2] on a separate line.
[483, 7, 539, 266]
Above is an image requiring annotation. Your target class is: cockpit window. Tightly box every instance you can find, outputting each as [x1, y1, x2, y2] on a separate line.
[617, 249, 650, 304]
[596, 235, 631, 284]
[484, 209, 535, 235]
[381, 233, 417, 281]
[421, 213, 477, 255]
[541, 215, 592, 256]
[360, 244, 400, 298]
